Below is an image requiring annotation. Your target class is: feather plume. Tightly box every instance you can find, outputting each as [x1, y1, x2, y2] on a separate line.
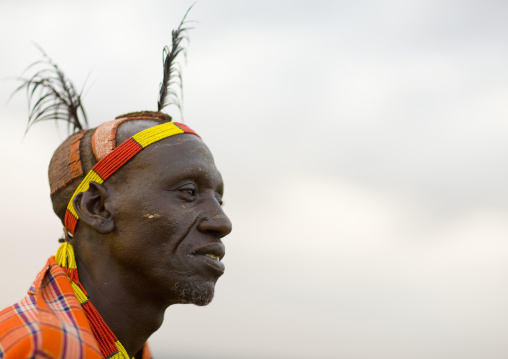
[11, 45, 88, 134]
[157, 6, 194, 113]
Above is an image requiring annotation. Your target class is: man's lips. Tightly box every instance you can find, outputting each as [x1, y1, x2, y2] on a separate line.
[192, 243, 225, 260]
[191, 243, 226, 274]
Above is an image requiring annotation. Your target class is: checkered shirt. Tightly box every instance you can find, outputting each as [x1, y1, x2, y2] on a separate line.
[0, 257, 151, 358]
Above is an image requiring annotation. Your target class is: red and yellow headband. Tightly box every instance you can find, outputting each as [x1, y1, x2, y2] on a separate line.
[64, 120, 200, 235]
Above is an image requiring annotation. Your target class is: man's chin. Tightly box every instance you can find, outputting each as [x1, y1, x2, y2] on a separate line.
[171, 281, 215, 306]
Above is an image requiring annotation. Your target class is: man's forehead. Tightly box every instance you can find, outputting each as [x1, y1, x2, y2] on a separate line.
[133, 136, 224, 190]
[111, 132, 215, 177]
[141, 134, 215, 169]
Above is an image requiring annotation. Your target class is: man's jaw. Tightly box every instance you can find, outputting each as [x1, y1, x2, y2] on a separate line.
[171, 280, 215, 306]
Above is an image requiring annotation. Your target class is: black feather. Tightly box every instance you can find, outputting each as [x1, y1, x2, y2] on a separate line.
[157, 6, 194, 113]
[11, 45, 88, 134]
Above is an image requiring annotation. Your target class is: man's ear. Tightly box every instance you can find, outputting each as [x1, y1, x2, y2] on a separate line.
[73, 181, 115, 234]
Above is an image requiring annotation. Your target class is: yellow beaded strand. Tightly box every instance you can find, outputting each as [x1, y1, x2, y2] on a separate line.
[55, 242, 77, 269]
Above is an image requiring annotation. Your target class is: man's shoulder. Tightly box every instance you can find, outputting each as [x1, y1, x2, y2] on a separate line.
[0, 296, 39, 358]
[0, 258, 102, 358]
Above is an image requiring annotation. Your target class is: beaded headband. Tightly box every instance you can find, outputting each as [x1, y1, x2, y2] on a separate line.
[64, 121, 200, 235]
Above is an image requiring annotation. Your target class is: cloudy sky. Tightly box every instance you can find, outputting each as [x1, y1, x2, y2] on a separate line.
[1, 1, 508, 358]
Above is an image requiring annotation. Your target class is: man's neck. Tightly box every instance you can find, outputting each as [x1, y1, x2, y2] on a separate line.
[74, 242, 168, 357]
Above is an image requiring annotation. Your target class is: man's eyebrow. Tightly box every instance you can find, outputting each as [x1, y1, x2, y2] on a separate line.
[163, 166, 223, 187]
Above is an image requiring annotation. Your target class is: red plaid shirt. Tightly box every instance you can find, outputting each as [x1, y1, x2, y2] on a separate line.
[0, 257, 151, 358]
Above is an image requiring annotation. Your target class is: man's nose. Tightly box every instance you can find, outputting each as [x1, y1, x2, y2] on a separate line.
[197, 206, 232, 238]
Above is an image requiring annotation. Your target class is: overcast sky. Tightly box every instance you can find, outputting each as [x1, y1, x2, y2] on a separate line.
[1, 1, 508, 358]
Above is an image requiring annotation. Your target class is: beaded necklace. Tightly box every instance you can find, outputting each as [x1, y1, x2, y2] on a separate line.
[56, 242, 130, 358]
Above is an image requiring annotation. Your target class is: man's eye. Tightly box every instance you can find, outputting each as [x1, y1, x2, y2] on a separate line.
[176, 184, 196, 197]
[181, 188, 196, 196]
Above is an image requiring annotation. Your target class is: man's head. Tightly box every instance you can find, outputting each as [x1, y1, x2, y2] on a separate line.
[49, 112, 232, 306]
[12, 12, 229, 357]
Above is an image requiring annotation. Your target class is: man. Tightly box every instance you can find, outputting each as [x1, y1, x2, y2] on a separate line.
[0, 12, 232, 359]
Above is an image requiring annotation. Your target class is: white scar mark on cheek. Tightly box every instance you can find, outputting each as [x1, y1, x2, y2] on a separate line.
[144, 214, 161, 219]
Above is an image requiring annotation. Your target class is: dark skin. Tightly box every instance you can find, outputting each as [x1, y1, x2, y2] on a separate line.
[71, 121, 232, 357]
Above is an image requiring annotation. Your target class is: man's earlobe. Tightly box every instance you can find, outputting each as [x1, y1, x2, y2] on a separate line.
[73, 182, 115, 234]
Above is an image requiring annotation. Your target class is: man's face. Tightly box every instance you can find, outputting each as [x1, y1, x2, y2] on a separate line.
[104, 133, 232, 306]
